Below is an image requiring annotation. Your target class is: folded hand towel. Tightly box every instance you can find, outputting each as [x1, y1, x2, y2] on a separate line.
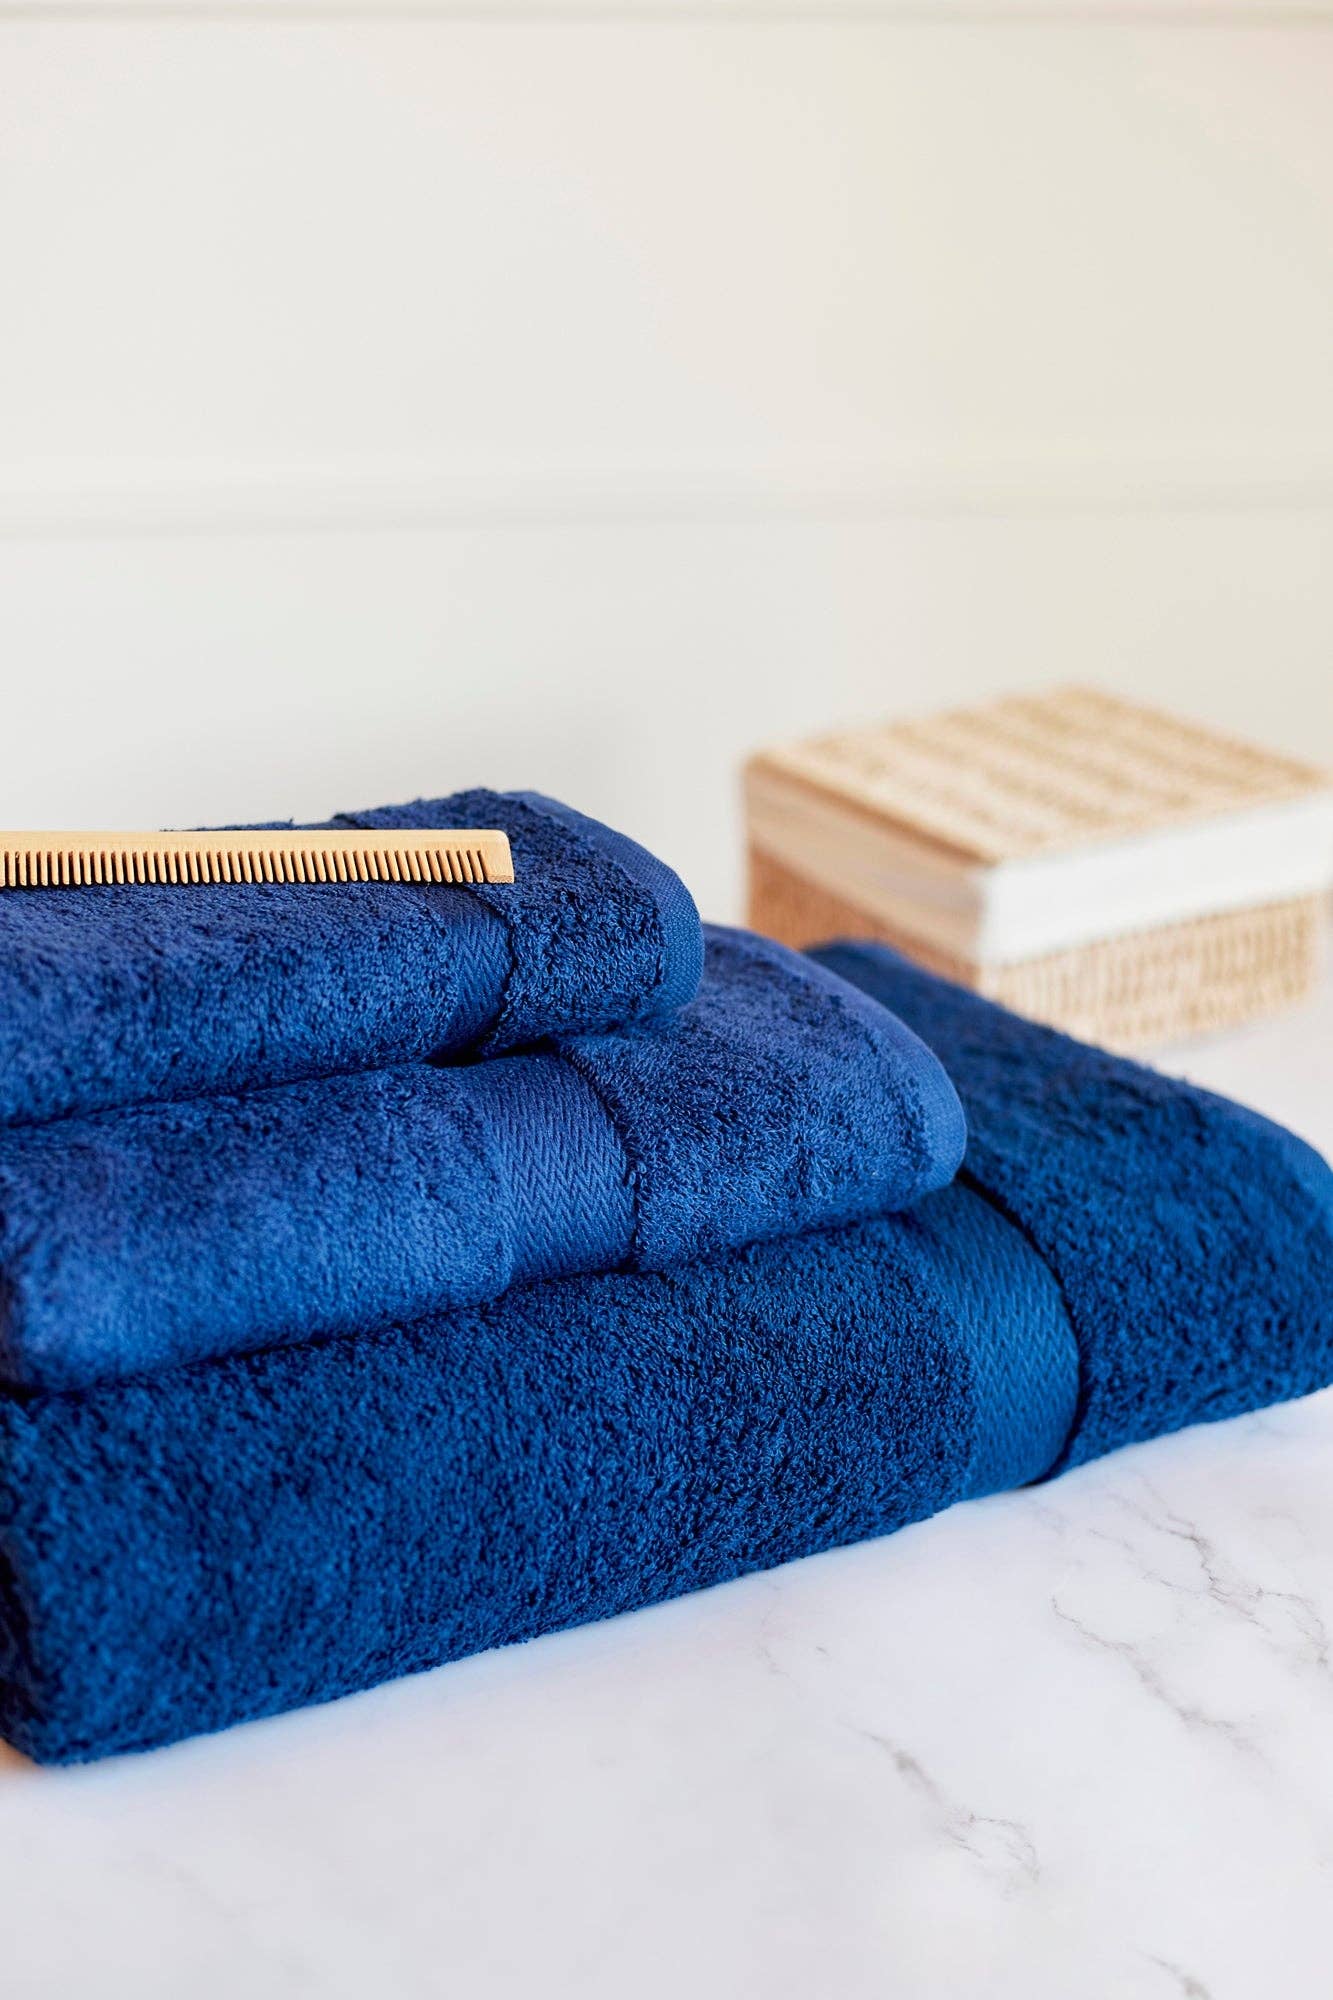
[0, 790, 702, 1128]
[0, 928, 964, 1389]
[2, 949, 1327, 1763]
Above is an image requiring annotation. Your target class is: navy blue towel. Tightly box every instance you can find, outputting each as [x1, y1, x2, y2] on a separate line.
[814, 944, 1333, 1470]
[0, 1184, 1076, 1764]
[0, 929, 964, 1389]
[1, 945, 1328, 1764]
[0, 790, 702, 1128]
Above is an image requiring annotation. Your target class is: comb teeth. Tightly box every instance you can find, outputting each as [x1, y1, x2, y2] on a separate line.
[0, 829, 514, 891]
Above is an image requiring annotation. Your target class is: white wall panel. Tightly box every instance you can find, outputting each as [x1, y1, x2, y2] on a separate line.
[1, 507, 1328, 916]
[0, 13, 1330, 916]
[4, 20, 1333, 505]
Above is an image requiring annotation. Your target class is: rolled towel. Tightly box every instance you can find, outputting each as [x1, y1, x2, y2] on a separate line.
[0, 790, 703, 1128]
[0, 928, 965, 1389]
[2, 954, 1328, 1764]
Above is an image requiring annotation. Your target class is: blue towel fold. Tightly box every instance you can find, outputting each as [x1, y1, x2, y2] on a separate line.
[0, 1184, 1076, 1764]
[0, 789, 703, 1128]
[1, 946, 1327, 1764]
[0, 928, 964, 1389]
[814, 943, 1333, 1469]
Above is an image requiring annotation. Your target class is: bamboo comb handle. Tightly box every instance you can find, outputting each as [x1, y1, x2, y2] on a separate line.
[0, 829, 514, 889]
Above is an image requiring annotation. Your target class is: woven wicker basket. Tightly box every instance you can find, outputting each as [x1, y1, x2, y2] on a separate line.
[746, 688, 1330, 1052]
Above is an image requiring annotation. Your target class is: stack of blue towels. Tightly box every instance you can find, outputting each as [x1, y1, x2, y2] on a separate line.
[0, 790, 1329, 1763]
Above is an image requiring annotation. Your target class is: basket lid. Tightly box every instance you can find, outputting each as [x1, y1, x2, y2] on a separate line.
[750, 685, 1330, 865]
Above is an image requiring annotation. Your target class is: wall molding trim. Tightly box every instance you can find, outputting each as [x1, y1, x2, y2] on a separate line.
[4, 458, 1333, 540]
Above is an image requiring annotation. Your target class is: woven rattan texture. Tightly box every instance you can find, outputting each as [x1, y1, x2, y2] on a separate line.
[747, 849, 1323, 1052]
[752, 686, 1326, 866]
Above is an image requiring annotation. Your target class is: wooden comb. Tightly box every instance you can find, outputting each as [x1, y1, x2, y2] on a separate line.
[0, 828, 514, 889]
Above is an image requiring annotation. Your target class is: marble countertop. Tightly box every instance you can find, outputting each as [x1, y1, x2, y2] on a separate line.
[4, 979, 1332, 2000]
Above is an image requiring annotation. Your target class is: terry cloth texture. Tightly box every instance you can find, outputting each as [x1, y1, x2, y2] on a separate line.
[815, 941, 1333, 1470]
[0, 928, 965, 1390]
[0, 1182, 1078, 1764]
[0, 790, 703, 1129]
[1, 952, 1328, 1764]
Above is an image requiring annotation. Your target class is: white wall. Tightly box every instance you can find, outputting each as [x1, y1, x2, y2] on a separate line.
[2, 5, 1331, 917]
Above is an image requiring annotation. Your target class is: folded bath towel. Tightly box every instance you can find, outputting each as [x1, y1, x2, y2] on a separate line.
[1, 950, 1327, 1763]
[0, 790, 702, 1128]
[0, 1184, 1077, 1763]
[0, 928, 964, 1390]
[814, 943, 1333, 1469]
